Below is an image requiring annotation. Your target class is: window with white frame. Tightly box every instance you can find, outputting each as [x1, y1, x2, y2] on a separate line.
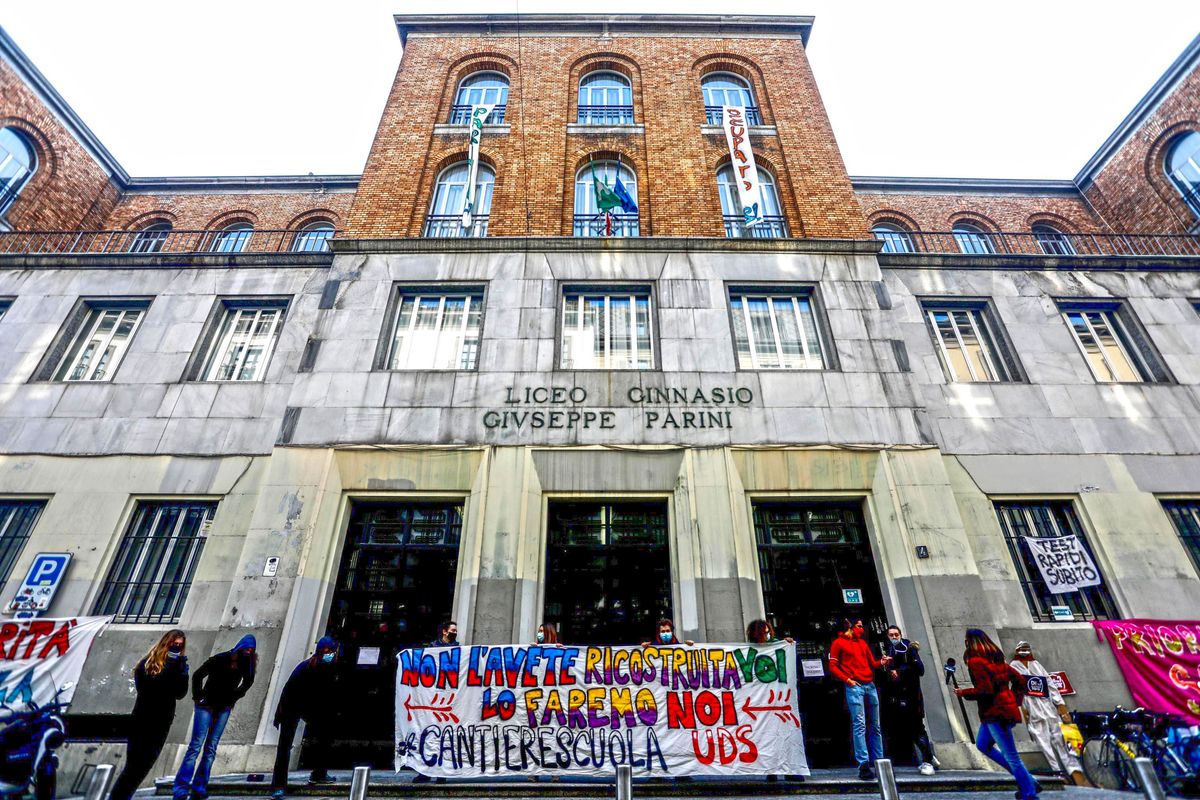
[93, 500, 215, 624]
[872, 222, 915, 254]
[728, 287, 827, 370]
[0, 500, 44, 588]
[1032, 224, 1075, 256]
[424, 162, 495, 238]
[0, 128, 37, 218]
[450, 72, 509, 124]
[701, 73, 760, 124]
[573, 161, 638, 237]
[51, 301, 149, 382]
[953, 221, 995, 254]
[385, 288, 484, 371]
[717, 164, 787, 238]
[208, 222, 253, 253]
[994, 500, 1117, 622]
[1057, 300, 1168, 383]
[196, 300, 287, 382]
[560, 288, 653, 370]
[922, 301, 1019, 382]
[1166, 131, 1200, 221]
[128, 221, 172, 254]
[578, 71, 634, 125]
[291, 221, 335, 252]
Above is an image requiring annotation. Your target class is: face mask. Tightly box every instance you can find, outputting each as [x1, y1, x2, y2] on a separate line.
[168, 644, 184, 654]
[660, 632, 674, 644]
[321, 653, 334, 664]
[167, 651, 181, 659]
[536, 632, 545, 643]
[446, 632, 458, 643]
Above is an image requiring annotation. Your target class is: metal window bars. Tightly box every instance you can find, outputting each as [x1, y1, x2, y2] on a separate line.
[723, 215, 788, 238]
[448, 104, 507, 125]
[0, 501, 44, 587]
[705, 106, 763, 125]
[422, 215, 489, 238]
[1162, 500, 1200, 577]
[576, 105, 635, 125]
[873, 230, 1200, 258]
[573, 213, 640, 237]
[0, 229, 340, 255]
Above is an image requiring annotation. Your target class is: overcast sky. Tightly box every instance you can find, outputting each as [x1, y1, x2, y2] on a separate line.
[3, 2, 1199, 180]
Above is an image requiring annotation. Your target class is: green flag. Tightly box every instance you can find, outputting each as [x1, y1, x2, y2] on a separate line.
[592, 166, 622, 213]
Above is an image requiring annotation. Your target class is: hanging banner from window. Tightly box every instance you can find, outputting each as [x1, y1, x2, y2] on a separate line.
[1093, 619, 1200, 724]
[395, 642, 808, 778]
[1023, 534, 1102, 593]
[721, 106, 764, 228]
[461, 104, 496, 230]
[0, 616, 109, 708]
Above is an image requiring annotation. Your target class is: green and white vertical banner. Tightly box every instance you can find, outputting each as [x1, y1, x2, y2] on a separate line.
[462, 104, 496, 230]
[721, 106, 764, 227]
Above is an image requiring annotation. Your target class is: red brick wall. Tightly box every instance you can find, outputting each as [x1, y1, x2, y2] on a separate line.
[103, 192, 354, 232]
[347, 30, 870, 239]
[856, 191, 1105, 234]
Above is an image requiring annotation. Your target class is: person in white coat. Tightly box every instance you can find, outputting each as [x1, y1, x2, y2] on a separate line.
[1009, 642, 1088, 786]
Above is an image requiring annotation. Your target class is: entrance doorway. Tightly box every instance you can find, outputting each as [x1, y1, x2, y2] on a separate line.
[543, 500, 672, 645]
[753, 500, 888, 767]
[318, 500, 463, 767]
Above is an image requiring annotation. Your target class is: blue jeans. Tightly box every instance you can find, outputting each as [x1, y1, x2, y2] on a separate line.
[977, 721, 1040, 799]
[845, 682, 884, 767]
[173, 705, 231, 799]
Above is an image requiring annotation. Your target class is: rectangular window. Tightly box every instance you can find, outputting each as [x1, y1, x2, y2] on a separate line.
[196, 301, 287, 381]
[0, 298, 12, 321]
[93, 500, 215, 624]
[729, 287, 826, 370]
[0, 501, 44, 588]
[386, 288, 483, 370]
[994, 500, 1118, 622]
[560, 288, 654, 369]
[51, 301, 149, 382]
[922, 301, 1018, 382]
[1162, 500, 1200, 577]
[1058, 301, 1168, 383]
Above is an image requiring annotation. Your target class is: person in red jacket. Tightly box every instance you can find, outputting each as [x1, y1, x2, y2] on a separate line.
[829, 619, 891, 781]
[954, 629, 1040, 800]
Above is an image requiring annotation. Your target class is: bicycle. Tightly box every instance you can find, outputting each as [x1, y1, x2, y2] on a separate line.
[1076, 706, 1200, 796]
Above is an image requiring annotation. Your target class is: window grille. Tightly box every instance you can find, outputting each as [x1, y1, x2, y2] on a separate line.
[198, 303, 286, 381]
[53, 304, 147, 382]
[953, 223, 995, 254]
[718, 165, 787, 238]
[872, 224, 915, 253]
[0, 501, 45, 588]
[128, 223, 171, 254]
[573, 161, 638, 237]
[1161, 500, 1200, 577]
[449, 72, 509, 124]
[701, 74, 760, 124]
[1032, 224, 1076, 256]
[386, 289, 484, 370]
[922, 302, 1017, 382]
[209, 223, 253, 254]
[577, 71, 634, 124]
[729, 288, 826, 370]
[424, 162, 493, 238]
[560, 289, 653, 369]
[291, 222, 335, 252]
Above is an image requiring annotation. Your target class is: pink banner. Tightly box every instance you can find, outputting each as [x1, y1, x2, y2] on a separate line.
[1092, 619, 1200, 723]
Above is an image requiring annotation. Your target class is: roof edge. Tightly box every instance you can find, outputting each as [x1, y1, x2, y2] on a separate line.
[0, 25, 129, 185]
[850, 175, 1080, 196]
[125, 175, 360, 193]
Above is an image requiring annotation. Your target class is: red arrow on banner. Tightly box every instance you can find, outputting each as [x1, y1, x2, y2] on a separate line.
[403, 693, 459, 723]
[741, 690, 801, 726]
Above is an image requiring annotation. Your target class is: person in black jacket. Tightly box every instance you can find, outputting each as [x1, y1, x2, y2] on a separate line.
[880, 625, 937, 775]
[173, 634, 257, 800]
[110, 630, 190, 800]
[270, 637, 339, 798]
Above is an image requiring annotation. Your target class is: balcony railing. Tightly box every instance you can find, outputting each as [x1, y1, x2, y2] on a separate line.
[723, 215, 788, 239]
[422, 215, 489, 238]
[448, 104, 507, 125]
[876, 230, 1200, 258]
[0, 229, 340, 255]
[576, 105, 635, 125]
[573, 214, 640, 238]
[705, 106, 763, 126]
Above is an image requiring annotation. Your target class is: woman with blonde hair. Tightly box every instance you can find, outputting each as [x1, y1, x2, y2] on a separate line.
[110, 630, 190, 800]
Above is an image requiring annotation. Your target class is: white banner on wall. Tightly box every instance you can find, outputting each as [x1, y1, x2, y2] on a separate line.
[0, 616, 109, 707]
[395, 641, 808, 778]
[1024, 534, 1102, 593]
[461, 103, 496, 230]
[721, 106, 764, 228]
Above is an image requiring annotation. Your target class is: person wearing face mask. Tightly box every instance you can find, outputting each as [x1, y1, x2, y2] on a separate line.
[641, 618, 695, 648]
[428, 621, 459, 647]
[746, 620, 803, 783]
[880, 625, 937, 776]
[535, 622, 560, 645]
[270, 637, 340, 798]
[829, 619, 891, 782]
[110, 630, 190, 800]
[1009, 642, 1088, 787]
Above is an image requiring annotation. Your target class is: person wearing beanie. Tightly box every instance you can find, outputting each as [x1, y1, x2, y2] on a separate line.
[173, 635, 257, 800]
[1010, 642, 1089, 786]
[270, 637, 341, 798]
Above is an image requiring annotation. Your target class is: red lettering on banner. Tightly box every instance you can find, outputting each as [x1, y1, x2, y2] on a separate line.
[21, 620, 53, 659]
[0, 623, 17, 660]
[690, 726, 758, 765]
[38, 622, 72, 659]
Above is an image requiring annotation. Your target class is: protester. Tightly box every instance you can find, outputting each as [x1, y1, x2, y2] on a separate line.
[110, 630, 190, 800]
[955, 629, 1040, 800]
[641, 618, 694, 647]
[535, 622, 560, 645]
[270, 637, 340, 798]
[747, 619, 802, 783]
[173, 635, 257, 800]
[829, 619, 890, 781]
[1010, 641, 1088, 786]
[880, 624, 937, 775]
[428, 621, 458, 647]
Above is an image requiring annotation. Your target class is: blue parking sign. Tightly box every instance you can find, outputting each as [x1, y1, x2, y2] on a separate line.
[7, 553, 72, 617]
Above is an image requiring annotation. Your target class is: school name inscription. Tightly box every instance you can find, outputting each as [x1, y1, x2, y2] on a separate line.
[481, 385, 756, 431]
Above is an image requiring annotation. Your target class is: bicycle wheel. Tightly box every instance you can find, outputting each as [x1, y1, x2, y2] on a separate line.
[1082, 736, 1136, 791]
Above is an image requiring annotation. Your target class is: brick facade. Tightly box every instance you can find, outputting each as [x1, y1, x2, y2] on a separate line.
[102, 191, 353, 232]
[856, 191, 1106, 234]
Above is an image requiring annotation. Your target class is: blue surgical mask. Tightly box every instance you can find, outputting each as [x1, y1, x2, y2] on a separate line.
[536, 632, 545, 643]
[660, 632, 674, 644]
[321, 653, 334, 663]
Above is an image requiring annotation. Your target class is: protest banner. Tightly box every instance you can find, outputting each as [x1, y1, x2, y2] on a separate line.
[1023, 534, 1101, 593]
[395, 642, 808, 778]
[0, 616, 109, 707]
[1093, 619, 1200, 724]
[721, 106, 765, 227]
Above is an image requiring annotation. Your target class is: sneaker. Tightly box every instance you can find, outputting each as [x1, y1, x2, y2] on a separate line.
[918, 763, 935, 776]
[858, 764, 876, 782]
[307, 775, 335, 786]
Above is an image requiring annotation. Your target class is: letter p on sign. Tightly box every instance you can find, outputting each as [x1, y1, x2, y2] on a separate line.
[30, 554, 69, 585]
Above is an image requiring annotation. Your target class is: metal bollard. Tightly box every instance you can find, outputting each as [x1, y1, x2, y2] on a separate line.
[875, 759, 900, 800]
[83, 763, 113, 800]
[1132, 757, 1166, 800]
[615, 764, 632, 800]
[350, 766, 371, 800]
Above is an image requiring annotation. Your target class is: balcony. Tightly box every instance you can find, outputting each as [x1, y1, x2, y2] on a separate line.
[576, 105, 634, 125]
[573, 214, 640, 238]
[423, 215, 489, 238]
[723, 215, 788, 239]
[704, 106, 763, 126]
[877, 230, 1200, 259]
[447, 104, 507, 125]
[0, 228, 339, 255]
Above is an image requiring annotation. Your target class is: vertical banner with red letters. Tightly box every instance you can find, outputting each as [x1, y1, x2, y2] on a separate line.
[721, 106, 764, 228]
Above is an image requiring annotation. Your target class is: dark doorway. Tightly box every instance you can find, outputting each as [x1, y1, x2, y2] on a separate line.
[544, 501, 672, 646]
[754, 501, 888, 767]
[315, 501, 462, 768]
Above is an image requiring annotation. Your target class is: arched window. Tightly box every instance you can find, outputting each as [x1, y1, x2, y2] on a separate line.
[128, 221, 172, 254]
[578, 71, 633, 125]
[424, 161, 495, 238]
[872, 222, 915, 254]
[0, 128, 37, 217]
[574, 161, 638, 238]
[1166, 131, 1200, 220]
[291, 221, 336, 252]
[451, 72, 509, 124]
[953, 221, 995, 255]
[209, 222, 253, 253]
[701, 73, 760, 125]
[1032, 223, 1075, 256]
[717, 164, 787, 238]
